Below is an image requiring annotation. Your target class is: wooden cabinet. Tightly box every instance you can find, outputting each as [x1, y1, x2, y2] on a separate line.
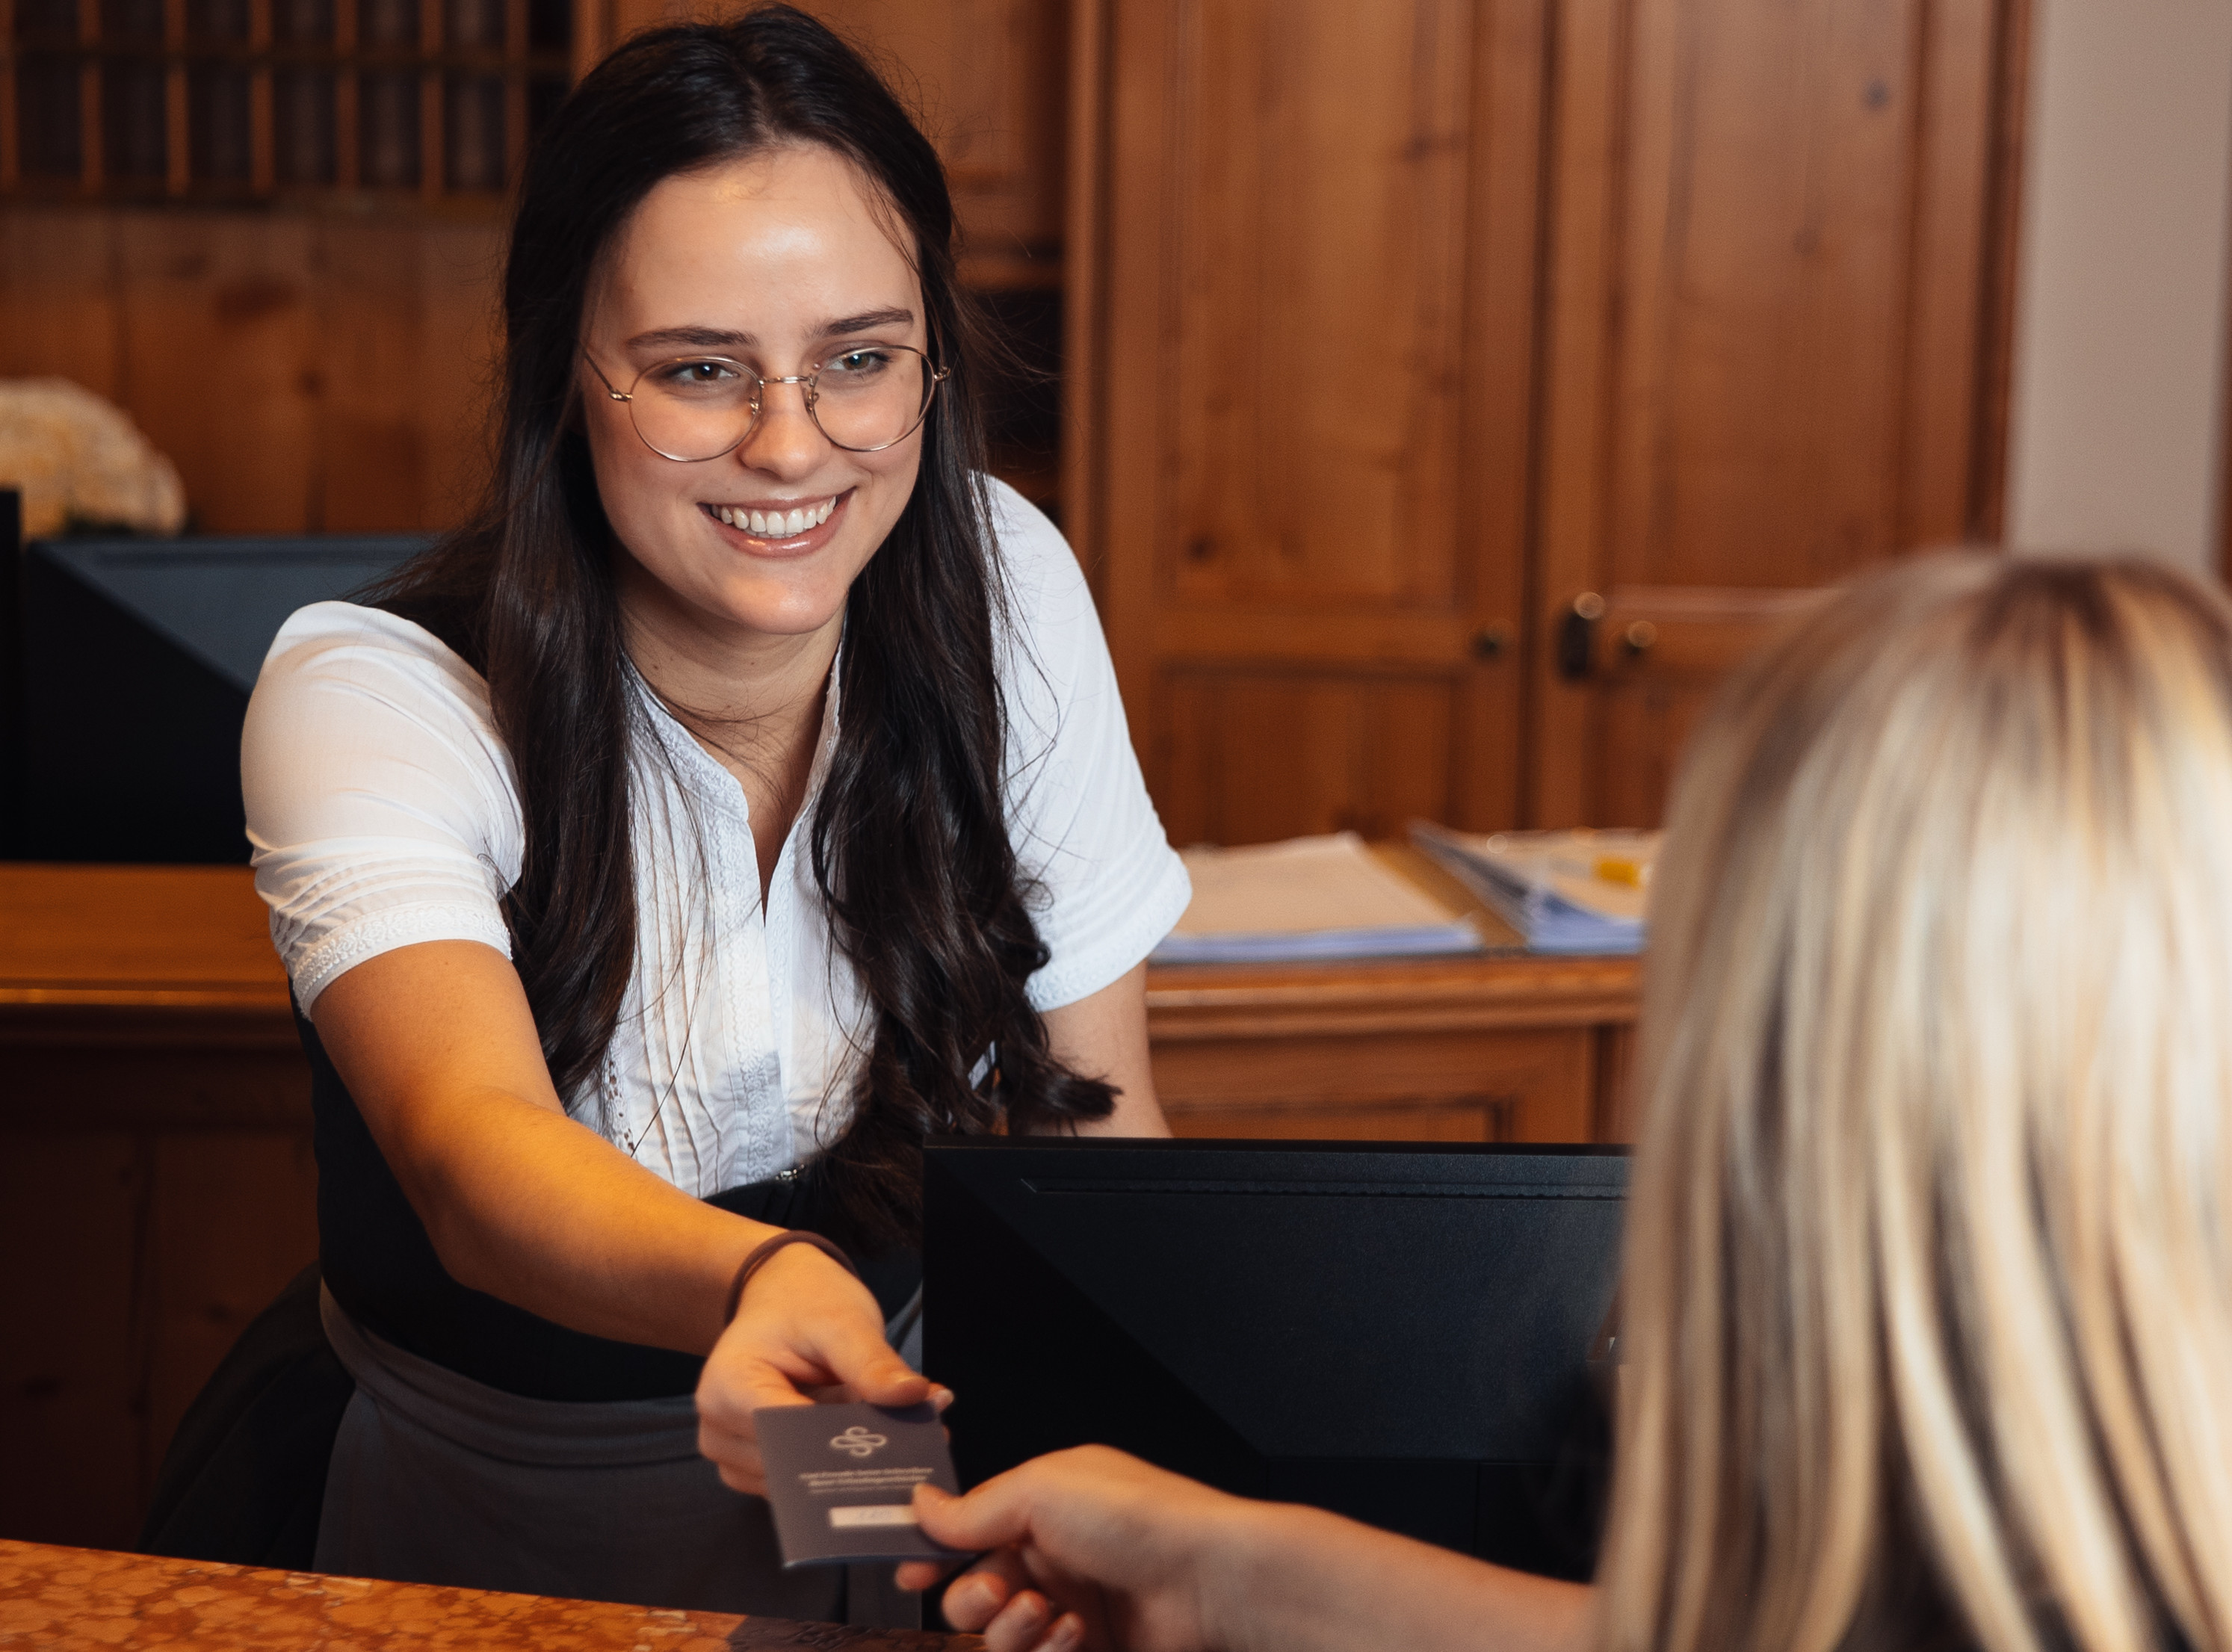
[1151, 955, 1636, 1144]
[1529, 0, 2027, 826]
[1076, 0, 1541, 843]
[1070, 0, 2029, 838]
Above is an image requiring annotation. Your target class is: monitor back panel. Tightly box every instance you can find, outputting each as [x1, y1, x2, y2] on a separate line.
[924, 1139, 1626, 1577]
[7, 535, 426, 861]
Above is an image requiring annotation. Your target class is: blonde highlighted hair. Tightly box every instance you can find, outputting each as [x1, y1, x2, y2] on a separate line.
[1598, 556, 2232, 1652]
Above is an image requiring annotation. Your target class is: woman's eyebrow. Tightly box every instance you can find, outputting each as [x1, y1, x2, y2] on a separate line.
[626, 325, 753, 352]
[622, 310, 917, 356]
[820, 307, 915, 335]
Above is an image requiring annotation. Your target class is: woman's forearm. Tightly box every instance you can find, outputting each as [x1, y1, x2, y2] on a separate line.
[1042, 964, 1173, 1137]
[1208, 1503, 1593, 1652]
[313, 940, 776, 1353]
[400, 1077, 775, 1352]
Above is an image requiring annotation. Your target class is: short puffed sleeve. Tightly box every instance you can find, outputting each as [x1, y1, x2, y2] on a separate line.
[241, 601, 522, 1013]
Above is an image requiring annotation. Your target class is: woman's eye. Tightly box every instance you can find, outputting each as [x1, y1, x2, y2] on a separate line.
[825, 349, 890, 377]
[659, 359, 741, 389]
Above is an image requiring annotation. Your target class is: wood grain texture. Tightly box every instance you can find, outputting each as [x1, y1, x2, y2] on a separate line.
[0, 867, 308, 1549]
[0, 206, 504, 533]
[1091, 0, 1539, 846]
[1155, 671, 1459, 845]
[1159, 1026, 1595, 1144]
[0, 1539, 982, 1648]
[0, 864, 292, 1008]
[811, 0, 1067, 266]
[0, 1138, 145, 1551]
[1527, 0, 2023, 829]
[0, 208, 126, 395]
[1059, 0, 1107, 580]
[116, 212, 321, 531]
[140, 1133, 321, 1486]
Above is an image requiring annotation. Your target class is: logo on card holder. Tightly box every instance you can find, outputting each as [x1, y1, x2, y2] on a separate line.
[829, 1425, 888, 1458]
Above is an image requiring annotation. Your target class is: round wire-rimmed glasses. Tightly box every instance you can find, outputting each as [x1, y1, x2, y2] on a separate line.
[584, 344, 949, 460]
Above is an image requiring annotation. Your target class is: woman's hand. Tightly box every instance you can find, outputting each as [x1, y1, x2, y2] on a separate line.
[694, 1242, 944, 1496]
[897, 1447, 1241, 1652]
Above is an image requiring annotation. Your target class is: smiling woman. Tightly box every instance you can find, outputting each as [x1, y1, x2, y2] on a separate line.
[138, 5, 1190, 1628]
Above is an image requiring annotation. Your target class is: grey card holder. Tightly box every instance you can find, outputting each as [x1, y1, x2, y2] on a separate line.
[755, 1401, 968, 1568]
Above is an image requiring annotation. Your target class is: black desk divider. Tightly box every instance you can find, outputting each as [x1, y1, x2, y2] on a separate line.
[5, 533, 427, 863]
[924, 1137, 1626, 1580]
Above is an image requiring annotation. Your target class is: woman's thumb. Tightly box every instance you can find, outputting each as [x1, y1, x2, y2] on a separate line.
[823, 1320, 932, 1404]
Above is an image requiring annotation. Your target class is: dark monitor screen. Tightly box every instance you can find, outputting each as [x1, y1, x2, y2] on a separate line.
[923, 1138, 1626, 1580]
[2, 533, 427, 863]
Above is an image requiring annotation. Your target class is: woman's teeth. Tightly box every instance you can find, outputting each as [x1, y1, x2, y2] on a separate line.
[712, 498, 836, 537]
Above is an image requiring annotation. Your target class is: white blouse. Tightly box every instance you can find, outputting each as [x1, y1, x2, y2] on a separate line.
[241, 480, 1190, 1197]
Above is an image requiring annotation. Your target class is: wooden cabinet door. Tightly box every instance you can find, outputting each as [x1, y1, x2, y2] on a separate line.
[1080, 0, 1549, 844]
[1528, 0, 2025, 826]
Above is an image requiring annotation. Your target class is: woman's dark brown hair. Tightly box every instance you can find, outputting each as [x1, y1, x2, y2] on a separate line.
[374, 4, 1114, 1248]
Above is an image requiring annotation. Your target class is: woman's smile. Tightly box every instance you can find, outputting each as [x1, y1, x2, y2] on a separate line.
[698, 489, 847, 555]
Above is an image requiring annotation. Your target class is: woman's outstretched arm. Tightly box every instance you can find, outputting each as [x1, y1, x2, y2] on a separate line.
[899, 1446, 1593, 1652]
[312, 938, 932, 1494]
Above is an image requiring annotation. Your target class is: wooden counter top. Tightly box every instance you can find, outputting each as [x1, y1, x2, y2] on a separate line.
[0, 1540, 978, 1650]
[0, 861, 1638, 1048]
[0, 864, 296, 1048]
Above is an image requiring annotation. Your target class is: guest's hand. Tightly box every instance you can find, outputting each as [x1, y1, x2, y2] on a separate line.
[899, 1446, 1248, 1652]
[693, 1243, 945, 1496]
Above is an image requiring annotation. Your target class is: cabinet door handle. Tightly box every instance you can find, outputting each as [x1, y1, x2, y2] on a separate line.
[1556, 593, 1605, 681]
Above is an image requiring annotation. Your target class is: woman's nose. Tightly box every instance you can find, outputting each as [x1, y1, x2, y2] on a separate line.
[735, 380, 824, 477]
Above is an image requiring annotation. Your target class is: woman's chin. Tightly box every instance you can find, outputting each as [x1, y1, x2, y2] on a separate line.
[693, 581, 851, 644]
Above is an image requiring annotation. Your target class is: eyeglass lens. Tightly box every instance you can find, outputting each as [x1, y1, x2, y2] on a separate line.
[625, 347, 934, 460]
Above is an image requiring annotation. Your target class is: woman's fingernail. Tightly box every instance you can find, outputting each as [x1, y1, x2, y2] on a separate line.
[914, 1482, 953, 1505]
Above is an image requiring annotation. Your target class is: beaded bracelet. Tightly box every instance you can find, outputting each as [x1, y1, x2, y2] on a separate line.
[721, 1231, 860, 1326]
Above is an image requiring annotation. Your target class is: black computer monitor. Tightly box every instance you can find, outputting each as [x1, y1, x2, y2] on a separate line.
[1, 532, 427, 862]
[923, 1137, 1626, 1580]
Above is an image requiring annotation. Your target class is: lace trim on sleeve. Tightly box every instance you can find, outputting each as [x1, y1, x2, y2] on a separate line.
[292, 902, 515, 1012]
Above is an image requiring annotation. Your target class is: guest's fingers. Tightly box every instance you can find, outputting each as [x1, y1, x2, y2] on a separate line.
[936, 1558, 1021, 1630]
[980, 1587, 1053, 1652]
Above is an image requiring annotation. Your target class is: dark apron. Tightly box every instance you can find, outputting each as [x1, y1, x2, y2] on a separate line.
[141, 1011, 921, 1623]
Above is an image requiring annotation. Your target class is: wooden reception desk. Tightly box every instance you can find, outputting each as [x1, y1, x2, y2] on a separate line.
[0, 861, 1639, 1553]
[0, 1539, 978, 1650]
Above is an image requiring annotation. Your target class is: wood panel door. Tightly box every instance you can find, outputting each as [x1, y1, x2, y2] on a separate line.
[1081, 0, 1548, 845]
[1528, 0, 2027, 826]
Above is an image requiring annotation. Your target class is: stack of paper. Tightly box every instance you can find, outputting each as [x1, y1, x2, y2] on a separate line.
[1151, 832, 1485, 965]
[1409, 823, 1657, 955]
